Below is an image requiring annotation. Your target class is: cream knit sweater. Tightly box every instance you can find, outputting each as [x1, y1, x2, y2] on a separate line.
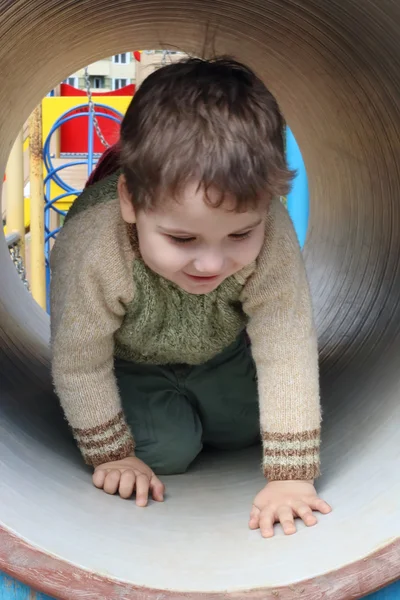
[50, 174, 321, 480]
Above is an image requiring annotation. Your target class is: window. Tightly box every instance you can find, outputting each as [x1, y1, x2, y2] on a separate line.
[113, 53, 130, 64]
[112, 78, 129, 90]
[64, 77, 78, 87]
[93, 76, 104, 89]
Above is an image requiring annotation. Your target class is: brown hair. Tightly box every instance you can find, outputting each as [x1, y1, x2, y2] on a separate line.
[120, 56, 294, 211]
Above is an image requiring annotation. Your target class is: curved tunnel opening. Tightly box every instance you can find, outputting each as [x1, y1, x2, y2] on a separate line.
[0, 1, 399, 598]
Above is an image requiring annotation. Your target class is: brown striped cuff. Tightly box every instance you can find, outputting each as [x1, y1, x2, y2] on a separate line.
[72, 411, 135, 467]
[262, 429, 321, 481]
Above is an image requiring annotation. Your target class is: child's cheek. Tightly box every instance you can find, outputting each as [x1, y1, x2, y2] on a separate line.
[231, 237, 263, 269]
[164, 245, 193, 272]
[148, 235, 190, 273]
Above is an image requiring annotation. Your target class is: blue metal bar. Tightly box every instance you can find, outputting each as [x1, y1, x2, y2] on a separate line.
[45, 227, 63, 243]
[45, 191, 79, 210]
[45, 176, 51, 274]
[42, 103, 124, 312]
[88, 109, 94, 176]
[43, 108, 122, 176]
[286, 127, 309, 249]
[44, 160, 87, 185]
[43, 109, 122, 192]
[44, 161, 87, 214]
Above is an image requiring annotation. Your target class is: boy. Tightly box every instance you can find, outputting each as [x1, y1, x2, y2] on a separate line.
[50, 56, 331, 538]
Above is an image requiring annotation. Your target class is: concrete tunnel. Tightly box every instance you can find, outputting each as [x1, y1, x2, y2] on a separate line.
[0, 1, 399, 598]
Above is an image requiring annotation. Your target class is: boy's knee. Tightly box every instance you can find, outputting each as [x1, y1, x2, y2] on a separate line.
[214, 434, 259, 451]
[206, 425, 260, 451]
[137, 435, 203, 476]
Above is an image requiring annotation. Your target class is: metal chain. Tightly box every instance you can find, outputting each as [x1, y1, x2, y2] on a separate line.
[84, 66, 110, 148]
[7, 234, 30, 290]
[161, 50, 174, 66]
[84, 52, 171, 147]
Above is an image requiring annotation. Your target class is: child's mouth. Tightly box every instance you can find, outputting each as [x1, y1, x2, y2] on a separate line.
[184, 273, 220, 282]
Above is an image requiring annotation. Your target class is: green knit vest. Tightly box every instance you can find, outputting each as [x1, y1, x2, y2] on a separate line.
[66, 172, 248, 365]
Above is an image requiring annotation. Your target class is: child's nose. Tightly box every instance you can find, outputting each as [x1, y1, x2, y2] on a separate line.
[193, 251, 224, 275]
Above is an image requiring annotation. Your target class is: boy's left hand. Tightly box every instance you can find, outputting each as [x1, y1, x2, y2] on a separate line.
[249, 480, 332, 538]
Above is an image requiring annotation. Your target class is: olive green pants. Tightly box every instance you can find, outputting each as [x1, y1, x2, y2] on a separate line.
[115, 334, 260, 475]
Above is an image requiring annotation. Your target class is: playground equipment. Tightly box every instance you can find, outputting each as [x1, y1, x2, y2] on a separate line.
[41, 96, 129, 310]
[3, 82, 133, 310]
[0, 1, 400, 599]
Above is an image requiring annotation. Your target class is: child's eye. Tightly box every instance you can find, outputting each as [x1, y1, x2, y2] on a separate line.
[168, 235, 196, 244]
[229, 231, 252, 241]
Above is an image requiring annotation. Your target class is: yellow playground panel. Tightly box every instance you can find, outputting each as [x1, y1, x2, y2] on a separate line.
[15, 95, 132, 230]
[41, 96, 131, 213]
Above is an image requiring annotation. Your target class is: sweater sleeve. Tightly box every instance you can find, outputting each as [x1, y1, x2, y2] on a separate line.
[50, 203, 135, 467]
[241, 198, 321, 481]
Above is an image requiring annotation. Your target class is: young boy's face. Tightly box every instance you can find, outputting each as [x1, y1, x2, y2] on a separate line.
[119, 176, 267, 295]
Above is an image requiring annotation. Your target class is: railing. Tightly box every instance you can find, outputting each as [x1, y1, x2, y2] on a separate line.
[6, 232, 29, 289]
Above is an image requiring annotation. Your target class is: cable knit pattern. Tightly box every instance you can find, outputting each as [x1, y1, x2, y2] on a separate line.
[115, 259, 247, 365]
[50, 173, 321, 477]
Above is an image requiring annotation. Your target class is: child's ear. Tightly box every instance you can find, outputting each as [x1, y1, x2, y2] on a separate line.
[118, 174, 136, 223]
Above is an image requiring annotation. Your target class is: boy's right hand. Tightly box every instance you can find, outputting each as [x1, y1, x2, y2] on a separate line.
[92, 456, 165, 506]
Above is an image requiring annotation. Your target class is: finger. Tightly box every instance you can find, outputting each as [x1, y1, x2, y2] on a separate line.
[249, 505, 261, 530]
[259, 510, 276, 538]
[92, 468, 107, 489]
[150, 475, 165, 502]
[135, 473, 150, 507]
[103, 470, 121, 495]
[118, 470, 136, 499]
[309, 497, 332, 514]
[277, 506, 296, 535]
[293, 503, 317, 527]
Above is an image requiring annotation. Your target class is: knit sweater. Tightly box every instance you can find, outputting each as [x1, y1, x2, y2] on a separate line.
[50, 172, 321, 480]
